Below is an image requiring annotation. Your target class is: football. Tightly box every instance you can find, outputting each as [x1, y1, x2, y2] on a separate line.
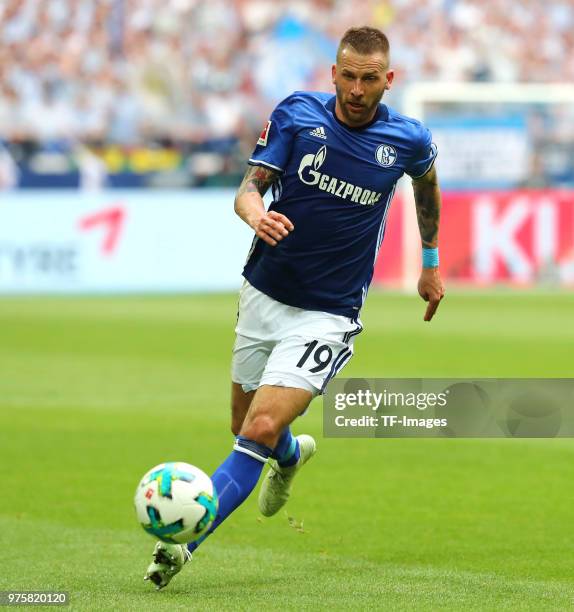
[134, 462, 218, 544]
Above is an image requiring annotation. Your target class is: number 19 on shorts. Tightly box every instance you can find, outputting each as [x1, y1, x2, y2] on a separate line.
[296, 340, 333, 373]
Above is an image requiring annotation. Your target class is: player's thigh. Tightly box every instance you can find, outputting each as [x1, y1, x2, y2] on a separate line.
[230, 382, 255, 435]
[240, 384, 313, 448]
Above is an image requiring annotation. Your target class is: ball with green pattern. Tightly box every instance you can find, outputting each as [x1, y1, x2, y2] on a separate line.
[134, 462, 218, 544]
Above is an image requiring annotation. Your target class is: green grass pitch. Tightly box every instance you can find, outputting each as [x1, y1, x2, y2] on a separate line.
[1, 291, 573, 610]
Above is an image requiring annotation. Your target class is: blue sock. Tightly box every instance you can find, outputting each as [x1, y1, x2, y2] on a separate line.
[273, 427, 300, 468]
[187, 436, 272, 554]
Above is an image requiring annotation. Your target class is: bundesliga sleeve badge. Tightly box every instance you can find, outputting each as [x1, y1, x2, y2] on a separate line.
[257, 120, 272, 146]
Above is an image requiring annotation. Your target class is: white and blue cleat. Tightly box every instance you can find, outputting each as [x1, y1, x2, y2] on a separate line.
[258, 434, 317, 517]
[144, 541, 191, 590]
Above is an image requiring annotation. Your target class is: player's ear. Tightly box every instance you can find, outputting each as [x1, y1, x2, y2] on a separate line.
[331, 64, 336, 84]
[384, 69, 395, 90]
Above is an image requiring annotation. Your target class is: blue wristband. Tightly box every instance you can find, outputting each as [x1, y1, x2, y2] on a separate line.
[422, 247, 439, 268]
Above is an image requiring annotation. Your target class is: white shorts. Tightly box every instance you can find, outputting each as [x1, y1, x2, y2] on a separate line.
[231, 281, 362, 396]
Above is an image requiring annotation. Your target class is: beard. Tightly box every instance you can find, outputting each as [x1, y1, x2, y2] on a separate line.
[334, 83, 384, 127]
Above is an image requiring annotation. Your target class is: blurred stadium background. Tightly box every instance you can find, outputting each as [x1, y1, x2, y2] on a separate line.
[2, 2, 574, 609]
[1, 0, 574, 293]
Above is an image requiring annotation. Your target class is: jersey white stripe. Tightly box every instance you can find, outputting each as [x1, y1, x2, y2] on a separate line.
[248, 159, 284, 172]
[244, 235, 259, 265]
[374, 183, 397, 263]
[360, 184, 396, 308]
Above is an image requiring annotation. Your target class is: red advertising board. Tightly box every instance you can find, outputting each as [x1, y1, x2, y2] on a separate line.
[374, 190, 574, 286]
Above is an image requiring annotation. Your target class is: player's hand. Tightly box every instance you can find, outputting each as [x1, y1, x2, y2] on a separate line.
[252, 211, 294, 246]
[417, 268, 445, 322]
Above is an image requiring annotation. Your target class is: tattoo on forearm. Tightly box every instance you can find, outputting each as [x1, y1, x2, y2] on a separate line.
[413, 170, 441, 248]
[237, 165, 279, 198]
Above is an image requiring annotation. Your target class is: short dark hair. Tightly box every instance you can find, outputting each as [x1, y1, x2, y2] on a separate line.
[337, 26, 390, 62]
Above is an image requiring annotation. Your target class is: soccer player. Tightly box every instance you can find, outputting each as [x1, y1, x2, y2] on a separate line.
[145, 26, 444, 589]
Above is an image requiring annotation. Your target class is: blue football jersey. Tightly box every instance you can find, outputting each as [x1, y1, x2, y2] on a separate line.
[243, 91, 437, 318]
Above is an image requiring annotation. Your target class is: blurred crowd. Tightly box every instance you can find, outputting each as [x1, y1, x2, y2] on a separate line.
[1, 0, 573, 187]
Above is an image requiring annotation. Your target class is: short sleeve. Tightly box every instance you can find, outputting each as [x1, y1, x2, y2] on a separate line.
[248, 95, 296, 173]
[405, 125, 438, 179]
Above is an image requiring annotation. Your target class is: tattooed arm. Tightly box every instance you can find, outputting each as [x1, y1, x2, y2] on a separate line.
[413, 165, 440, 248]
[234, 164, 294, 247]
[412, 165, 445, 321]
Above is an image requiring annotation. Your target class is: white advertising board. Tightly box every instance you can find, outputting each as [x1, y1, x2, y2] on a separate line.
[0, 190, 255, 293]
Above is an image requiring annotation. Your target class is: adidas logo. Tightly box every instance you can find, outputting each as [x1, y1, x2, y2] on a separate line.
[309, 126, 327, 140]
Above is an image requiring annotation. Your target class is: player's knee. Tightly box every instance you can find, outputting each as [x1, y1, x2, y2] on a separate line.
[240, 413, 280, 448]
